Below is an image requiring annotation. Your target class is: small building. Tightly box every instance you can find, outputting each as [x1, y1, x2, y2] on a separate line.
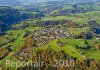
[96, 37, 100, 40]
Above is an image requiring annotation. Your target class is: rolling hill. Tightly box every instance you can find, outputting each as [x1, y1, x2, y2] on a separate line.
[0, 0, 99, 6]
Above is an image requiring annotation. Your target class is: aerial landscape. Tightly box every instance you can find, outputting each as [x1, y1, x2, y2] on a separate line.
[0, 0, 100, 70]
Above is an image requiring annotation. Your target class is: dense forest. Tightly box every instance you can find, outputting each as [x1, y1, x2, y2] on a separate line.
[0, 6, 44, 35]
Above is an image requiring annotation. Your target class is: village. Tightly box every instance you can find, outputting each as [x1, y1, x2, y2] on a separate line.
[14, 27, 73, 61]
[33, 28, 72, 47]
[14, 27, 100, 62]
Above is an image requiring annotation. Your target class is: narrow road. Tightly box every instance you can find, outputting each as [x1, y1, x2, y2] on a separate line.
[67, 46, 86, 59]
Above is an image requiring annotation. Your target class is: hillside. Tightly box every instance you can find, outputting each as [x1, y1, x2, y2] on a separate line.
[0, 6, 44, 35]
[0, 1, 100, 70]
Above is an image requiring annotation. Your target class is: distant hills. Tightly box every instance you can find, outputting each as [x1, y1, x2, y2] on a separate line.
[0, 0, 99, 6]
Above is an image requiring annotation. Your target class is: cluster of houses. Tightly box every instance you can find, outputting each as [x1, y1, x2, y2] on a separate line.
[14, 27, 100, 61]
[33, 28, 72, 47]
[14, 28, 72, 61]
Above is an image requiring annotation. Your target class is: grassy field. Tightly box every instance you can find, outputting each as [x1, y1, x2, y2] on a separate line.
[42, 11, 100, 25]
[67, 27, 89, 34]
[43, 39, 100, 60]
